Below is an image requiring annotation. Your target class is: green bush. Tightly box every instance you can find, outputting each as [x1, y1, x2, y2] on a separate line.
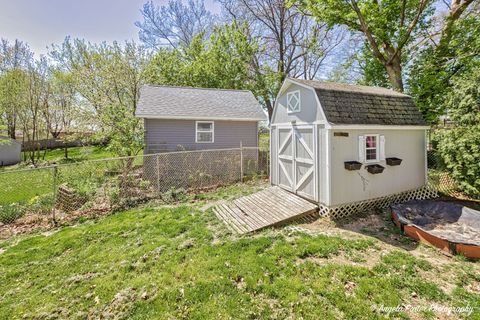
[0, 203, 24, 224]
[434, 65, 480, 198]
[436, 126, 480, 198]
[29, 194, 54, 214]
[161, 187, 187, 203]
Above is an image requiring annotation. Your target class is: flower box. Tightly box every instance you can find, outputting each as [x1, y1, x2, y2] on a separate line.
[386, 157, 402, 166]
[366, 164, 385, 174]
[344, 161, 362, 171]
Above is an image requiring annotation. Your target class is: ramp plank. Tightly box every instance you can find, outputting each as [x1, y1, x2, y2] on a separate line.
[213, 186, 318, 234]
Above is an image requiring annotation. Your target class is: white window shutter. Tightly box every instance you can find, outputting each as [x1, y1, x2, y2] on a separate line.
[379, 135, 386, 161]
[358, 135, 365, 162]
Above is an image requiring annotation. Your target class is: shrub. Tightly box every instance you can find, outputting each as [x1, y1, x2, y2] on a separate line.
[433, 66, 480, 198]
[29, 194, 54, 214]
[436, 126, 480, 198]
[0, 203, 25, 224]
[161, 187, 187, 203]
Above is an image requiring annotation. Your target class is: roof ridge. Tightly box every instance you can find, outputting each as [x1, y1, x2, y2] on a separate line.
[287, 78, 410, 98]
[143, 84, 253, 93]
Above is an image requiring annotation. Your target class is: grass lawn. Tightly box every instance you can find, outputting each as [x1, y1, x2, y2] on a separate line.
[39, 146, 115, 163]
[0, 168, 54, 205]
[0, 183, 478, 319]
[0, 146, 128, 205]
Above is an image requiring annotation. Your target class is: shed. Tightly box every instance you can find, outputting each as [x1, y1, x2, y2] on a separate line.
[270, 78, 432, 217]
[136, 85, 267, 153]
[0, 137, 21, 166]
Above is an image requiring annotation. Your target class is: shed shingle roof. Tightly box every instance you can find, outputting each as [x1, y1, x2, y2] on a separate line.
[289, 78, 426, 126]
[136, 85, 266, 121]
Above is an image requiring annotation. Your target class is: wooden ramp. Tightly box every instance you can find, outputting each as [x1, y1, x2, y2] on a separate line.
[213, 186, 318, 234]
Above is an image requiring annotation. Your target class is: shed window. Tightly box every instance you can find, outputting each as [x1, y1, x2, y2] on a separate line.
[359, 134, 385, 163]
[195, 121, 214, 143]
[287, 91, 300, 113]
[365, 135, 378, 162]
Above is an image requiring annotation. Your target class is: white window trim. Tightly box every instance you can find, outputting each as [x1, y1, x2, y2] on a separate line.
[364, 134, 379, 163]
[287, 90, 301, 114]
[195, 121, 214, 143]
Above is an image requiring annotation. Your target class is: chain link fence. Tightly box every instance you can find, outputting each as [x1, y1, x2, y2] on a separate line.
[0, 147, 269, 237]
[1, 138, 475, 238]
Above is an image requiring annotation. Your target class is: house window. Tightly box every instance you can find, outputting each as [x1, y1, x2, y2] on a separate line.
[195, 121, 214, 143]
[287, 90, 300, 113]
[365, 134, 379, 162]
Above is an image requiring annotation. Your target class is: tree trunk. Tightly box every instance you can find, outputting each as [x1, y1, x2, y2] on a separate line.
[265, 97, 274, 121]
[8, 127, 16, 140]
[385, 60, 404, 92]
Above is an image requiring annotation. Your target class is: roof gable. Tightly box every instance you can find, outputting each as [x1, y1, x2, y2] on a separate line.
[136, 85, 266, 121]
[286, 78, 426, 126]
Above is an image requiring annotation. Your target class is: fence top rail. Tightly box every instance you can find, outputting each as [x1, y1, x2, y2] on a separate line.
[0, 147, 258, 175]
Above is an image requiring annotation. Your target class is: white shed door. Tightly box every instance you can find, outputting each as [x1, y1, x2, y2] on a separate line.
[277, 125, 315, 201]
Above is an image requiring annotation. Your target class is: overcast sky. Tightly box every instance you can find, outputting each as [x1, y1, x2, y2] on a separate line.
[0, 0, 219, 56]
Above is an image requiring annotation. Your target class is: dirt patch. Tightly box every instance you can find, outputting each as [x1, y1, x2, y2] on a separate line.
[67, 272, 103, 286]
[299, 247, 387, 269]
[0, 204, 111, 240]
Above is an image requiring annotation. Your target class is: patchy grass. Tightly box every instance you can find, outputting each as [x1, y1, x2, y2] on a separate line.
[0, 183, 478, 319]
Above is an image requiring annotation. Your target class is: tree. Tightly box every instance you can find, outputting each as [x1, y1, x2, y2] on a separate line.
[435, 66, 480, 198]
[407, 1, 478, 123]
[296, 0, 435, 92]
[145, 22, 261, 93]
[42, 69, 79, 159]
[0, 69, 28, 139]
[50, 39, 150, 157]
[0, 39, 33, 138]
[136, 0, 215, 49]
[220, 0, 343, 118]
[17, 57, 50, 164]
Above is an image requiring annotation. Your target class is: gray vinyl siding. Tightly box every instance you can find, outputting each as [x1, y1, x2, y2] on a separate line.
[144, 119, 258, 153]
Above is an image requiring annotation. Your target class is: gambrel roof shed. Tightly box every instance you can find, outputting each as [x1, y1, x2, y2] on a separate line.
[274, 78, 426, 126]
[270, 78, 429, 214]
[136, 85, 266, 121]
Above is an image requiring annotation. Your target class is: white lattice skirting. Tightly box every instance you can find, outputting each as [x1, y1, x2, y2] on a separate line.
[320, 186, 438, 220]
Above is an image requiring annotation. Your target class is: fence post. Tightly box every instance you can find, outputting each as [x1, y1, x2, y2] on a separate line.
[52, 165, 58, 225]
[240, 141, 244, 182]
[156, 154, 160, 195]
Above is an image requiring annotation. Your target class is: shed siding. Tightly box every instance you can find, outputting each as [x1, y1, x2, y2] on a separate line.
[317, 126, 329, 204]
[272, 83, 324, 124]
[329, 129, 426, 206]
[0, 139, 21, 166]
[144, 119, 258, 153]
[270, 126, 278, 185]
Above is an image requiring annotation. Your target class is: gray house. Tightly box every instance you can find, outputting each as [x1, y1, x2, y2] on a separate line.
[270, 78, 431, 217]
[0, 137, 21, 166]
[136, 85, 266, 153]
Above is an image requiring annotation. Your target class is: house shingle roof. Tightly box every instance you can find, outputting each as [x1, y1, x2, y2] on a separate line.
[136, 85, 266, 121]
[289, 78, 426, 126]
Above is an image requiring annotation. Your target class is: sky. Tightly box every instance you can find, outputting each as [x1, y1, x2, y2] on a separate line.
[0, 0, 219, 56]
